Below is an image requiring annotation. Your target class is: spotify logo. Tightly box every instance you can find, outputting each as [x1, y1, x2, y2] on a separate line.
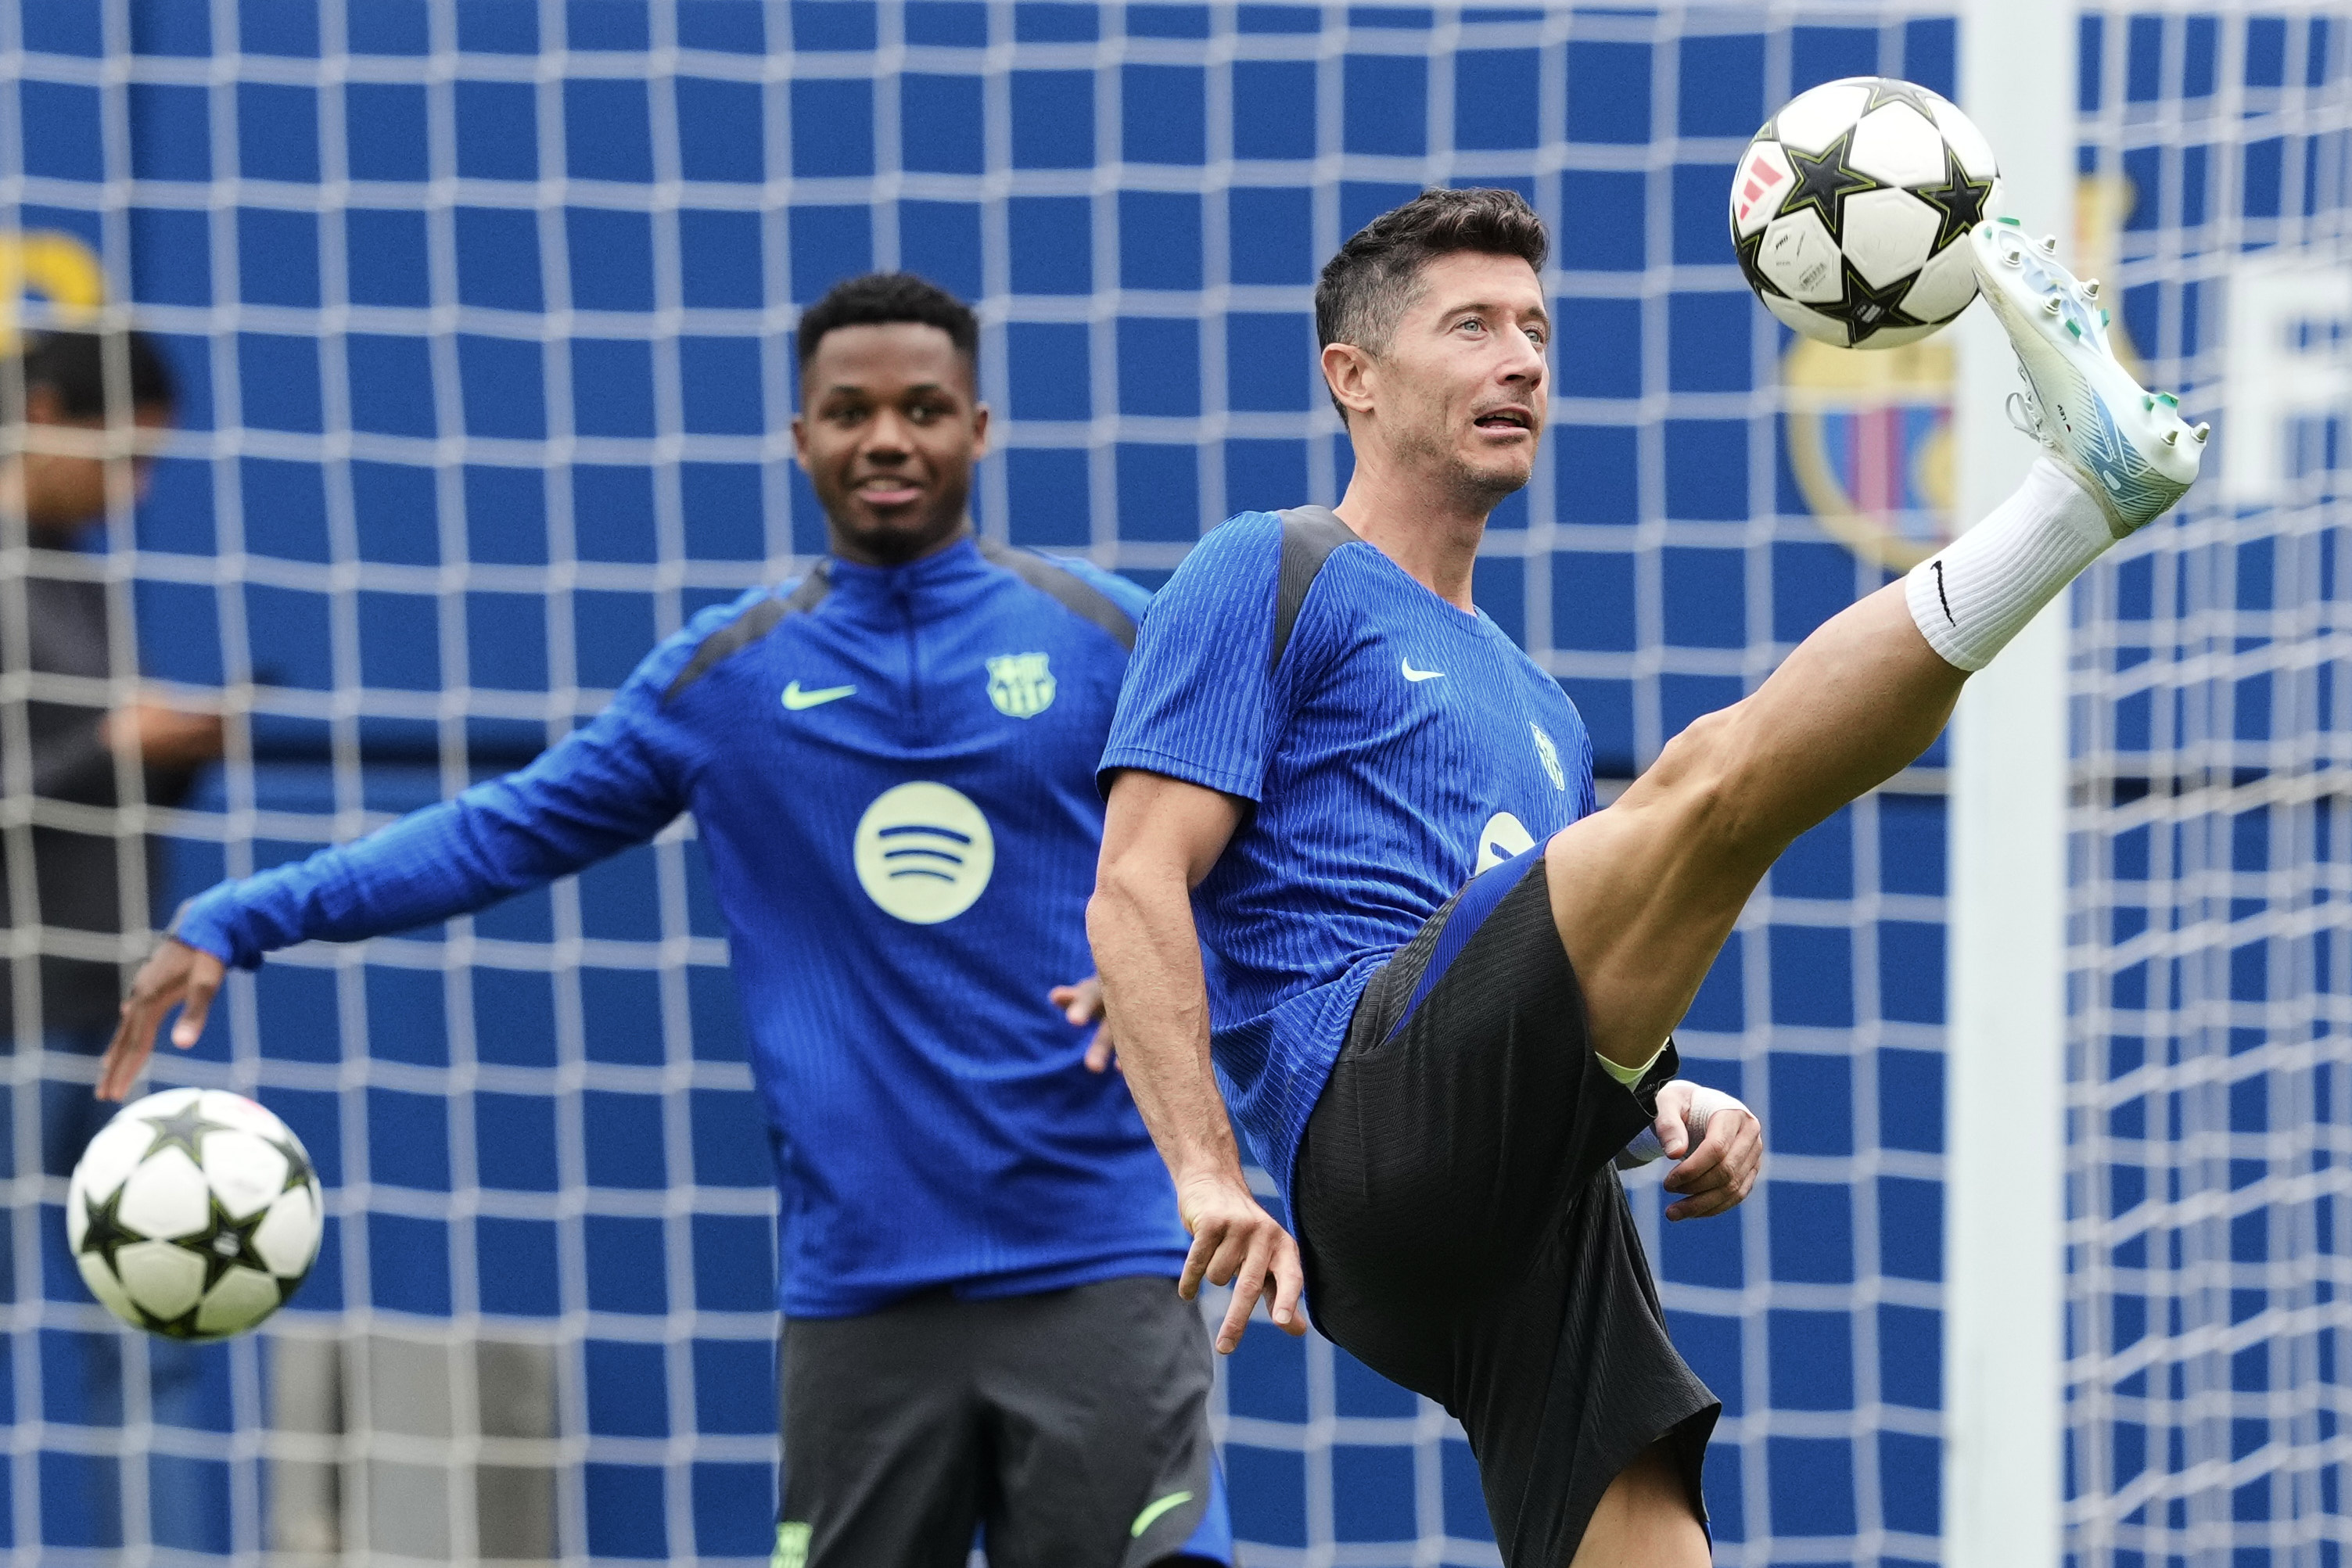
[1474, 810, 1535, 874]
[853, 782, 996, 924]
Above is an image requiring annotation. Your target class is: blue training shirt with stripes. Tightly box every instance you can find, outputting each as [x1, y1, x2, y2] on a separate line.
[1098, 510, 1600, 1204]
[175, 536, 1190, 1319]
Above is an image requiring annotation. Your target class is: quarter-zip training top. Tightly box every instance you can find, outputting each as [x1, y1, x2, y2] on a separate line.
[174, 536, 1187, 1317]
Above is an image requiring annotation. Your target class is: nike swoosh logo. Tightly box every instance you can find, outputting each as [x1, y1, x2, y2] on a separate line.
[781, 680, 856, 711]
[1401, 659, 1445, 683]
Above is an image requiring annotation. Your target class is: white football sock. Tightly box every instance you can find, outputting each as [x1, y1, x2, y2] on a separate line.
[1905, 456, 2113, 673]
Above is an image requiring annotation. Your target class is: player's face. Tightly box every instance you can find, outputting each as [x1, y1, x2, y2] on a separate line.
[1380, 252, 1549, 505]
[11, 393, 174, 540]
[794, 323, 989, 566]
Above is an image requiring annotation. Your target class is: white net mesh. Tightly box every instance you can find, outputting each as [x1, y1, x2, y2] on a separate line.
[2067, 9, 2352, 1563]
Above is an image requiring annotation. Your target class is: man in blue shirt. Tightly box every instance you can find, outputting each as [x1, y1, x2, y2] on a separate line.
[1090, 189, 2201, 1566]
[101, 274, 1232, 1567]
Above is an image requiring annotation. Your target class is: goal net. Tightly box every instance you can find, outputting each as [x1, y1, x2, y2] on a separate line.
[2067, 10, 2352, 1564]
[0, 2, 2117, 1563]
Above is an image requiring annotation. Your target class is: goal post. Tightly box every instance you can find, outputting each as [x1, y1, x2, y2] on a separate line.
[1945, 0, 2077, 1563]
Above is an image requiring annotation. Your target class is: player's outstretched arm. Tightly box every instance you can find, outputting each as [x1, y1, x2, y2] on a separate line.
[95, 677, 692, 1100]
[1090, 768, 1305, 1354]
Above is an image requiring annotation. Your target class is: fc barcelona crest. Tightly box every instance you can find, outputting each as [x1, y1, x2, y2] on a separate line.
[986, 653, 1056, 719]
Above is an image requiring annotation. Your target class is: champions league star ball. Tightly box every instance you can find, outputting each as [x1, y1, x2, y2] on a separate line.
[1730, 76, 2002, 349]
[67, 1088, 323, 1340]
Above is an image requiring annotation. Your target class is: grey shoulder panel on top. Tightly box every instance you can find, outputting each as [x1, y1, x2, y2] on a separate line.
[659, 564, 834, 708]
[1270, 505, 1362, 676]
[976, 539, 1137, 652]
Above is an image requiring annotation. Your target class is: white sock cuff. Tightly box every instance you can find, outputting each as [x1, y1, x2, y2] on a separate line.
[1905, 457, 2111, 673]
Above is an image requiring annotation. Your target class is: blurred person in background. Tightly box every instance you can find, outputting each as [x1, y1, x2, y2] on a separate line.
[1, 327, 223, 1545]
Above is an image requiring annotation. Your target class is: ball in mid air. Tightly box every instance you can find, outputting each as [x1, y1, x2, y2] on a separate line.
[68, 1087, 323, 1340]
[1730, 76, 2002, 349]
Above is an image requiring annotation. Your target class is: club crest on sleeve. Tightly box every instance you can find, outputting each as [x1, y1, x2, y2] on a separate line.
[986, 653, 1056, 719]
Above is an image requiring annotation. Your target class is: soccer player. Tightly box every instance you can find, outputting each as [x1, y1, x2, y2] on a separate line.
[1089, 189, 2204, 1566]
[2, 328, 224, 1543]
[100, 274, 1233, 1566]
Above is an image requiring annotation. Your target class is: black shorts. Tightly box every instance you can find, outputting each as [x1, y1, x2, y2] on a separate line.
[776, 1276, 1227, 1568]
[1291, 852, 1719, 1567]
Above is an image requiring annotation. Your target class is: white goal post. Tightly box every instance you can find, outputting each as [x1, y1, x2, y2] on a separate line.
[1946, 0, 2078, 1563]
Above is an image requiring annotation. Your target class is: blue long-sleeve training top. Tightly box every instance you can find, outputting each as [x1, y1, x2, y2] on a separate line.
[175, 536, 1189, 1318]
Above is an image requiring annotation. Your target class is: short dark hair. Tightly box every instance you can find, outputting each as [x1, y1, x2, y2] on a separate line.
[8, 328, 177, 422]
[1314, 188, 1549, 418]
[795, 272, 979, 376]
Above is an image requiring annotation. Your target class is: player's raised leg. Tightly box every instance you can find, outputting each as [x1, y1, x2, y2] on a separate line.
[1568, 1444, 1710, 1568]
[1551, 217, 2207, 1077]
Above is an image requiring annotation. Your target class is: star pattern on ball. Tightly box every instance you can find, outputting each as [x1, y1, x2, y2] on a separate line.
[1734, 229, 1783, 298]
[268, 1132, 314, 1194]
[77, 1184, 140, 1276]
[1777, 127, 1887, 248]
[1909, 142, 1996, 253]
[1863, 77, 1945, 123]
[1823, 256, 1930, 346]
[138, 1100, 234, 1165]
[176, 1193, 274, 1294]
[138, 1300, 207, 1341]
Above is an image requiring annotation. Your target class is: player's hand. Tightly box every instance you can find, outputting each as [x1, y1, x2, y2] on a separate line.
[1175, 1170, 1306, 1353]
[99, 938, 226, 1101]
[101, 698, 224, 770]
[1049, 974, 1120, 1072]
[1654, 1080, 1761, 1222]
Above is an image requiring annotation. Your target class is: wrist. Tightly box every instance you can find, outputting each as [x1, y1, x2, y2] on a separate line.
[1169, 1153, 1244, 1191]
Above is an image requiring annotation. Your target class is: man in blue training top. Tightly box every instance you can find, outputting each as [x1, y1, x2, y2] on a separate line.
[1090, 188, 2203, 1565]
[101, 273, 1233, 1567]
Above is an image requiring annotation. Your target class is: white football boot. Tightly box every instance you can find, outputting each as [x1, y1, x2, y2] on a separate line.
[1969, 217, 2206, 537]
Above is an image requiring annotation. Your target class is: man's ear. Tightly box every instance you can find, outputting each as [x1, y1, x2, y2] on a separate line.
[788, 413, 810, 471]
[1320, 342, 1377, 423]
[968, 401, 990, 461]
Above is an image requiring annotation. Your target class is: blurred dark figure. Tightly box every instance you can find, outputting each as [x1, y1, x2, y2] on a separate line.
[2, 329, 219, 1044]
[1, 327, 222, 1550]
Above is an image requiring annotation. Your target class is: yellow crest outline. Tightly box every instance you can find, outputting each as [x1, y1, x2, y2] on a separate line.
[0, 231, 108, 354]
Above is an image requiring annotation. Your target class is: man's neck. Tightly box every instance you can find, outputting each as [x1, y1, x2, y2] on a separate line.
[1330, 448, 1491, 612]
[826, 515, 973, 570]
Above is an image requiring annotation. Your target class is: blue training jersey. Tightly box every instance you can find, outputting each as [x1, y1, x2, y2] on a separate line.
[1099, 510, 1599, 1203]
[177, 536, 1190, 1318]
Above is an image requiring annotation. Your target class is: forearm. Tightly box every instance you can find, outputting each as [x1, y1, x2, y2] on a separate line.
[177, 800, 540, 966]
[179, 762, 667, 967]
[1087, 863, 1243, 1186]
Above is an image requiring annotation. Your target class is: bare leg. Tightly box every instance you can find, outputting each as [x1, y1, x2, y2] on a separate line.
[1567, 1442, 1709, 1568]
[1548, 582, 1964, 1065]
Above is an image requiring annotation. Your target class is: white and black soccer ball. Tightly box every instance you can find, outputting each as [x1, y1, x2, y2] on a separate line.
[1729, 76, 2002, 349]
[67, 1088, 323, 1340]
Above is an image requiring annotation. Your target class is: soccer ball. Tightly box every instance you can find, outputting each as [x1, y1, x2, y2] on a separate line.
[67, 1088, 323, 1340]
[1729, 76, 2002, 349]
